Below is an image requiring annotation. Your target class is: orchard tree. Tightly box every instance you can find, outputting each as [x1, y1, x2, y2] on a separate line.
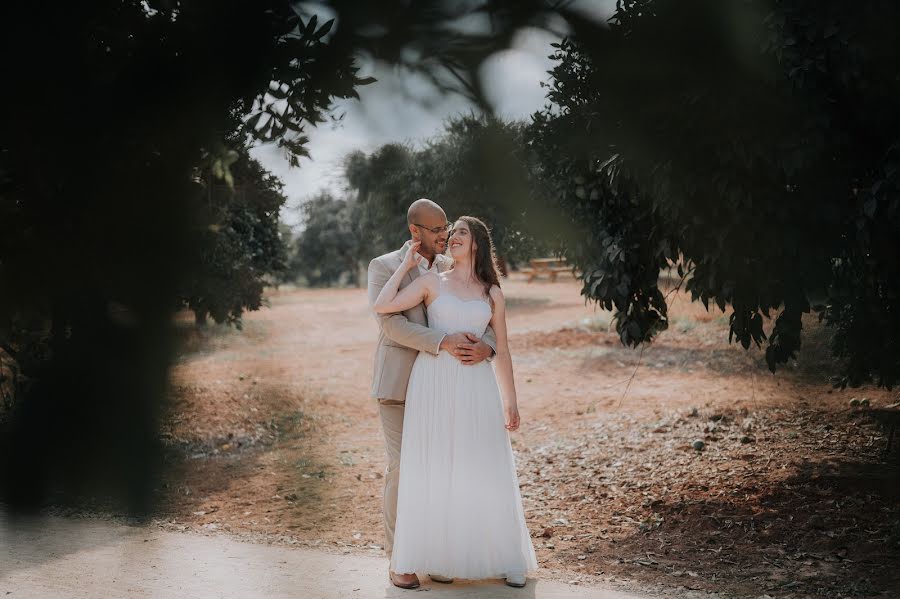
[346, 115, 550, 266]
[184, 152, 288, 327]
[0, 1, 370, 512]
[344, 144, 420, 257]
[288, 192, 363, 287]
[529, 0, 900, 388]
[0, 0, 574, 511]
[432, 116, 550, 269]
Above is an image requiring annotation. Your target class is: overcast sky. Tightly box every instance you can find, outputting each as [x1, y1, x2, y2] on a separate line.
[251, 2, 614, 228]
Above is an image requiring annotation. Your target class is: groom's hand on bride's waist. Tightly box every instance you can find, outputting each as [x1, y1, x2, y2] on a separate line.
[440, 332, 493, 365]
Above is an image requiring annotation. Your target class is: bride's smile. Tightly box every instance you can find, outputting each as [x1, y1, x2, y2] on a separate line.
[448, 222, 474, 258]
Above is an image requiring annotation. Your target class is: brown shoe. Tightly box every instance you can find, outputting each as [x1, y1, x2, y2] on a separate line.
[389, 571, 421, 589]
[429, 574, 454, 583]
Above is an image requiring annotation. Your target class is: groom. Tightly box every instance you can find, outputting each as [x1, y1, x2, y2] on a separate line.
[367, 199, 497, 589]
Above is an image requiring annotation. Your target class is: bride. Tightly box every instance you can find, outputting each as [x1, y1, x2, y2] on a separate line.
[373, 216, 537, 588]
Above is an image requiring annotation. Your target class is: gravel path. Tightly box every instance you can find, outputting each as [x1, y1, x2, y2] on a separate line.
[2, 515, 656, 599]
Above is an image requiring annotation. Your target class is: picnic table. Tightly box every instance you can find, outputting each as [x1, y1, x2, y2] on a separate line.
[521, 257, 575, 282]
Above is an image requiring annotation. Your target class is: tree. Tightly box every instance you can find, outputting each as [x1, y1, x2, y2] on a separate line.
[346, 115, 551, 266]
[0, 0, 633, 511]
[432, 116, 551, 269]
[528, 0, 900, 388]
[288, 192, 362, 287]
[184, 152, 289, 327]
[0, 0, 364, 511]
[344, 144, 419, 258]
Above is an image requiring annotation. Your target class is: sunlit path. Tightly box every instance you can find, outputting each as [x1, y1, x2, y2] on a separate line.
[1, 516, 660, 599]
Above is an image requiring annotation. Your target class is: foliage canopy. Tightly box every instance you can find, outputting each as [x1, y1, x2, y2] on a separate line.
[0, 0, 572, 510]
[529, 0, 900, 388]
[345, 115, 549, 266]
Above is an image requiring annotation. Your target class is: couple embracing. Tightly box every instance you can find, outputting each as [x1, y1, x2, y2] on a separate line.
[367, 199, 537, 589]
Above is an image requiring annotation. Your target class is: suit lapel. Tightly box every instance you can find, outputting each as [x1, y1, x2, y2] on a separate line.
[436, 254, 453, 273]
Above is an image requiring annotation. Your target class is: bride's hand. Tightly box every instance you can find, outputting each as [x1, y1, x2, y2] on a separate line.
[402, 241, 422, 271]
[504, 403, 520, 432]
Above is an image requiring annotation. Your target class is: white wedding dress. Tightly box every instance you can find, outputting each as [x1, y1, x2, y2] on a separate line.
[390, 274, 537, 579]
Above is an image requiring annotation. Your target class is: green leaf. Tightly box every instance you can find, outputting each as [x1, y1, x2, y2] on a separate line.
[304, 15, 318, 37]
[315, 18, 334, 39]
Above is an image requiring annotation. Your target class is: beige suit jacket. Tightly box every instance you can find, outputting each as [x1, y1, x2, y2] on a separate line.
[367, 241, 497, 401]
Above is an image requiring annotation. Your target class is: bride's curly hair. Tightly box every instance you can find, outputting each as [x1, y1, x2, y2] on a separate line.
[458, 216, 502, 302]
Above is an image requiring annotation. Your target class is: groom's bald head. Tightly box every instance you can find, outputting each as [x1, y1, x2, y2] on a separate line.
[407, 198, 446, 225]
[407, 199, 449, 260]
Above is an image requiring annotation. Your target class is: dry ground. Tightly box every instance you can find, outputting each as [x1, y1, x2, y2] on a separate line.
[159, 274, 900, 599]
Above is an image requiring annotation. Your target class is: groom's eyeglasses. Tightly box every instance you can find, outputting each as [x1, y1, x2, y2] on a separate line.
[413, 222, 452, 234]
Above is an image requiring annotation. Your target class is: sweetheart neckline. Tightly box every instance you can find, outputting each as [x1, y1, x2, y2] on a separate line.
[427, 293, 491, 310]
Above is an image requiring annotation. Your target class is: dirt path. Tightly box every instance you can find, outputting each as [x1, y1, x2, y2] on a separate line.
[0, 515, 659, 599]
[159, 275, 900, 599]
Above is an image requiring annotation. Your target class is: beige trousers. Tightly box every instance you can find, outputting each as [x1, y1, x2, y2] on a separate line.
[377, 399, 405, 559]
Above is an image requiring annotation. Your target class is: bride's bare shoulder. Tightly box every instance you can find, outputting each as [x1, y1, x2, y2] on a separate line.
[488, 285, 505, 305]
[419, 271, 441, 290]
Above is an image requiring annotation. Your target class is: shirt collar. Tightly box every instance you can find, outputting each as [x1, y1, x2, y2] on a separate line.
[418, 255, 440, 274]
[400, 240, 448, 273]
